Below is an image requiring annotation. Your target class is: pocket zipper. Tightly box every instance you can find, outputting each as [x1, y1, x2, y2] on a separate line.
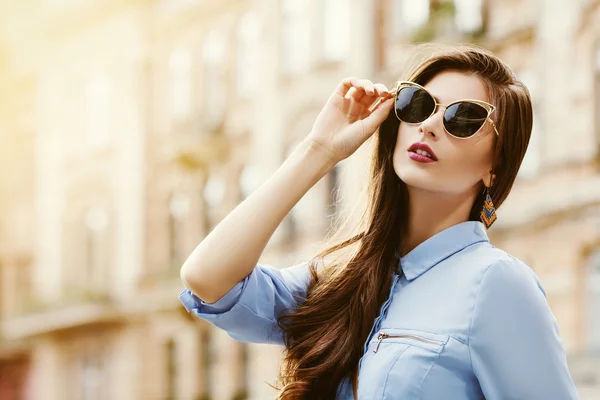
[373, 331, 445, 353]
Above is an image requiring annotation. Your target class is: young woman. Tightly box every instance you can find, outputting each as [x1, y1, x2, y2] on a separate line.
[179, 45, 579, 399]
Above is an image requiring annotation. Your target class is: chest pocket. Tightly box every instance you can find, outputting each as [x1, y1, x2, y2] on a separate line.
[357, 328, 449, 400]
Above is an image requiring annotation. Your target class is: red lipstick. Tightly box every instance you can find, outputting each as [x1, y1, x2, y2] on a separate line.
[407, 142, 438, 163]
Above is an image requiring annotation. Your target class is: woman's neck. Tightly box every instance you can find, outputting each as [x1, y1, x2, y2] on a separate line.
[400, 186, 477, 257]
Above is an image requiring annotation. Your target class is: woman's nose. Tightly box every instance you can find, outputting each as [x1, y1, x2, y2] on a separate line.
[418, 107, 444, 139]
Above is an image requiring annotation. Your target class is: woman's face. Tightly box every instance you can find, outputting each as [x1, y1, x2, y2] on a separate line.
[393, 70, 497, 195]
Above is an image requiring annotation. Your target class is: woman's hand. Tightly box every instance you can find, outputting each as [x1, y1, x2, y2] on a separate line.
[306, 77, 394, 165]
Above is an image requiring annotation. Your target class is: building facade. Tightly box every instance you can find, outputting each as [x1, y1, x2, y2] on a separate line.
[0, 0, 598, 399]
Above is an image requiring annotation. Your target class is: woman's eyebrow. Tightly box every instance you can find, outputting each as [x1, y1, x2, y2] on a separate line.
[425, 88, 442, 104]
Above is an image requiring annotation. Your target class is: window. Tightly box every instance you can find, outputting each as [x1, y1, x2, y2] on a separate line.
[203, 171, 226, 230]
[517, 70, 541, 179]
[170, 48, 192, 120]
[198, 329, 213, 398]
[231, 342, 250, 400]
[84, 207, 109, 292]
[203, 172, 226, 207]
[282, 143, 304, 243]
[240, 343, 249, 393]
[393, 0, 430, 35]
[203, 30, 228, 128]
[454, 0, 483, 33]
[236, 13, 261, 96]
[79, 352, 105, 400]
[84, 75, 112, 151]
[595, 43, 600, 160]
[230, 342, 250, 400]
[239, 165, 262, 200]
[322, 0, 350, 61]
[588, 249, 600, 353]
[165, 339, 178, 400]
[281, 0, 311, 75]
[15, 260, 32, 316]
[199, 171, 211, 236]
[169, 193, 190, 268]
[283, 209, 299, 245]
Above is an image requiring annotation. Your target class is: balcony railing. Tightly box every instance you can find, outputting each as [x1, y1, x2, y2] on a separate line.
[0, 285, 121, 340]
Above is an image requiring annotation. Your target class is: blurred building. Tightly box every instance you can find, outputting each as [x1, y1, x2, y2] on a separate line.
[0, 0, 598, 399]
[0, 6, 36, 397]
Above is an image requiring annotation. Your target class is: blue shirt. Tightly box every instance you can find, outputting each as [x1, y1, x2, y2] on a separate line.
[179, 221, 579, 399]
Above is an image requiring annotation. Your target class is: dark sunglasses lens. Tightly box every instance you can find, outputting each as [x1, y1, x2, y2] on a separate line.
[395, 86, 435, 123]
[443, 102, 488, 138]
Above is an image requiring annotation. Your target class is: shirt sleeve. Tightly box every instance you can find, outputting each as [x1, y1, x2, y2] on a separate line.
[468, 258, 579, 400]
[178, 261, 315, 346]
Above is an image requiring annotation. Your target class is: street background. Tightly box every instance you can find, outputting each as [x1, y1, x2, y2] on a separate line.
[0, 0, 599, 399]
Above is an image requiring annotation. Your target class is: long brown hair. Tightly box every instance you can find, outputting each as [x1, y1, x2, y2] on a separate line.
[274, 44, 533, 400]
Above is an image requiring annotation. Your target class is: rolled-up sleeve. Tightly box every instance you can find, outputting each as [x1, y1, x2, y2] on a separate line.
[468, 258, 579, 399]
[178, 262, 314, 345]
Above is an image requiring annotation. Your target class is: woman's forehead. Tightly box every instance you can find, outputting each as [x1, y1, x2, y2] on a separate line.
[423, 71, 490, 104]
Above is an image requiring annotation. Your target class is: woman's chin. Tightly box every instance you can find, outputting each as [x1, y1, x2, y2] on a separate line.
[395, 165, 439, 188]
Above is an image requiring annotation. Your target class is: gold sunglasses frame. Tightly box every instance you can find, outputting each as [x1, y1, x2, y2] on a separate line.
[392, 81, 500, 139]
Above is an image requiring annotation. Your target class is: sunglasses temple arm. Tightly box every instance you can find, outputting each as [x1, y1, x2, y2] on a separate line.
[368, 96, 385, 113]
[367, 86, 397, 113]
[488, 119, 500, 136]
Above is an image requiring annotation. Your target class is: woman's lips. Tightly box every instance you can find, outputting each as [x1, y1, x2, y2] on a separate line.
[407, 152, 437, 163]
[407, 142, 438, 162]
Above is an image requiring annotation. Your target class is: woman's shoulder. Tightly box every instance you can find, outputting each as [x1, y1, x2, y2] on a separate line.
[471, 245, 546, 298]
[459, 243, 544, 295]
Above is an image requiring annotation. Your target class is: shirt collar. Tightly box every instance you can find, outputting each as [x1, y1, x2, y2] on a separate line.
[397, 221, 489, 281]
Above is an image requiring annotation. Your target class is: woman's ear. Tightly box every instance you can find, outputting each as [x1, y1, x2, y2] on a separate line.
[482, 171, 496, 188]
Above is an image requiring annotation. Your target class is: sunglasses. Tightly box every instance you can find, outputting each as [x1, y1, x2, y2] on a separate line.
[392, 81, 499, 139]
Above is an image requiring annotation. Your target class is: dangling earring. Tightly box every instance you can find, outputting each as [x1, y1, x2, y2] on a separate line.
[480, 186, 497, 229]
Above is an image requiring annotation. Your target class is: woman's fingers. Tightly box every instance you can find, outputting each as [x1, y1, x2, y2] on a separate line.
[345, 82, 373, 100]
[361, 83, 391, 112]
[346, 80, 389, 100]
[374, 83, 390, 97]
[362, 97, 395, 136]
[337, 78, 393, 118]
[339, 77, 385, 98]
[310, 78, 395, 163]
[360, 79, 375, 96]
[336, 77, 361, 97]
[345, 86, 360, 99]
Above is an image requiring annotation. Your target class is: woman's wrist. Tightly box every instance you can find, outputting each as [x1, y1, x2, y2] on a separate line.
[294, 138, 338, 176]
